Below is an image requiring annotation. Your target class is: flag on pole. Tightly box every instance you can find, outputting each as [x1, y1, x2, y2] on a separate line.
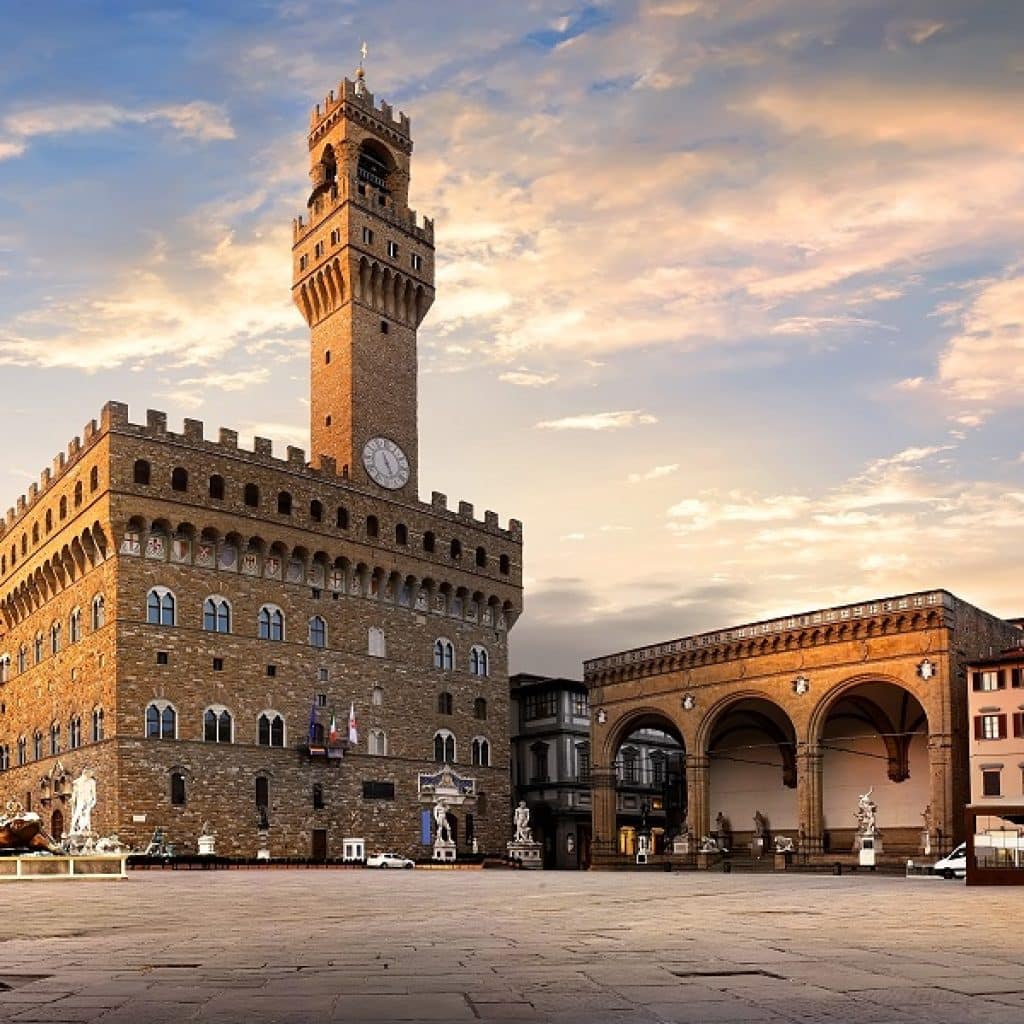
[328, 710, 338, 744]
[348, 702, 359, 745]
[307, 695, 318, 745]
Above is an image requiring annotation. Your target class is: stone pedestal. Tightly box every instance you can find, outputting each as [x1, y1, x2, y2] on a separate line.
[506, 840, 543, 869]
[198, 834, 216, 856]
[696, 851, 716, 870]
[256, 831, 270, 861]
[751, 837, 765, 860]
[672, 834, 691, 856]
[774, 851, 791, 871]
[856, 832, 882, 867]
[433, 839, 456, 862]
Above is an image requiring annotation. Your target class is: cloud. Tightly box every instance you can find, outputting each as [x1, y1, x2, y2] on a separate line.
[3, 101, 234, 145]
[498, 369, 558, 388]
[769, 315, 891, 336]
[937, 271, 1024, 405]
[536, 410, 658, 431]
[0, 140, 26, 161]
[628, 463, 680, 483]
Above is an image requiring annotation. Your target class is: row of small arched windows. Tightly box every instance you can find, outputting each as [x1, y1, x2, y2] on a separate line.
[0, 597, 105, 680]
[145, 703, 287, 747]
[131, 460, 511, 575]
[433, 639, 490, 677]
[432, 729, 491, 767]
[2, 467, 101, 575]
[3, 709, 105, 769]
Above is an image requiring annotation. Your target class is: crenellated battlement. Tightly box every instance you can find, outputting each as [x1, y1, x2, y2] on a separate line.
[292, 179, 434, 246]
[308, 77, 411, 149]
[22, 402, 516, 539]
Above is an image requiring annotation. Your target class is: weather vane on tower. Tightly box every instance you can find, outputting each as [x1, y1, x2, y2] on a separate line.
[355, 40, 368, 94]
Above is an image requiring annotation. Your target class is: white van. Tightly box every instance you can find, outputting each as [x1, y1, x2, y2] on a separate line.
[933, 842, 966, 879]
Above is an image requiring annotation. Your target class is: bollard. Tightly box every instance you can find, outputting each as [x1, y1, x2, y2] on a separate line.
[832, 861, 842, 876]
[723, 860, 732, 874]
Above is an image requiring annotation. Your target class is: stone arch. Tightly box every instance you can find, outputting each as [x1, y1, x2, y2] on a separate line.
[809, 674, 931, 854]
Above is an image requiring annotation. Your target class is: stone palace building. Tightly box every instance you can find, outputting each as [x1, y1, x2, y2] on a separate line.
[0, 67, 523, 859]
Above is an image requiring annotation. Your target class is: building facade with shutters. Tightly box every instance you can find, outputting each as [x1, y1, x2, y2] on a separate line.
[0, 68, 523, 860]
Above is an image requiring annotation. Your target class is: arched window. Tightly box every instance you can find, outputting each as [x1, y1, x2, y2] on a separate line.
[372, 686, 384, 706]
[33, 730, 43, 761]
[50, 622, 61, 655]
[203, 708, 233, 743]
[433, 730, 456, 764]
[437, 691, 453, 715]
[0, 654, 9, 684]
[209, 475, 225, 500]
[32, 523, 39, 545]
[366, 515, 379, 539]
[470, 646, 489, 677]
[59, 496, 67, 520]
[133, 460, 151, 485]
[68, 607, 82, 644]
[146, 587, 176, 626]
[17, 737, 27, 766]
[471, 737, 490, 768]
[34, 633, 44, 664]
[171, 467, 189, 492]
[255, 776, 269, 818]
[92, 707, 104, 743]
[50, 721, 61, 755]
[0, 746, 7, 771]
[310, 499, 323, 522]
[45, 509, 52, 533]
[257, 712, 286, 747]
[90, 466, 99, 492]
[309, 615, 327, 649]
[91, 594, 106, 630]
[244, 483, 260, 507]
[203, 596, 231, 633]
[475, 546, 487, 568]
[258, 605, 285, 641]
[336, 506, 349, 529]
[17, 646, 27, 673]
[433, 639, 454, 672]
[277, 491, 292, 515]
[170, 771, 186, 806]
[450, 539, 462, 560]
[423, 531, 435, 553]
[369, 729, 388, 756]
[74, 481, 83, 508]
[474, 697, 487, 721]
[146, 702, 176, 739]
[395, 523, 408, 545]
[69, 715, 82, 750]
[368, 626, 386, 658]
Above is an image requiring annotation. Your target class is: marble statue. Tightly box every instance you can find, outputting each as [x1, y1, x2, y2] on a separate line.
[70, 768, 97, 836]
[774, 836, 795, 853]
[753, 811, 768, 838]
[513, 801, 533, 844]
[433, 798, 452, 844]
[699, 835, 720, 853]
[855, 787, 878, 834]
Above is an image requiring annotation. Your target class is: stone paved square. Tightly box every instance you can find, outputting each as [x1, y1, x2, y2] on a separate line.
[0, 870, 1021, 1023]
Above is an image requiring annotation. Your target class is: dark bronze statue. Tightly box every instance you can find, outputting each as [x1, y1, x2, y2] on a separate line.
[0, 801, 60, 853]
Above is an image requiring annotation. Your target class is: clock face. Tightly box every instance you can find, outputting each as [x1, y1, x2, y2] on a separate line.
[362, 437, 410, 490]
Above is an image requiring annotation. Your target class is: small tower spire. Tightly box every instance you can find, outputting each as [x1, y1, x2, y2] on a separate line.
[355, 41, 368, 96]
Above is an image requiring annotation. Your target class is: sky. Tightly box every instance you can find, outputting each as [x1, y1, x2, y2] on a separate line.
[1, 1, 1023, 677]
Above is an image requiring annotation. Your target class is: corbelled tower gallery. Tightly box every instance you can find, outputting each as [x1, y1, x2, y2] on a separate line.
[0, 67, 523, 860]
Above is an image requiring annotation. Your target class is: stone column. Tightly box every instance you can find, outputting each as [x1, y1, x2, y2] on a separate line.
[685, 755, 710, 841]
[796, 741, 823, 856]
[589, 767, 618, 868]
[928, 732, 955, 854]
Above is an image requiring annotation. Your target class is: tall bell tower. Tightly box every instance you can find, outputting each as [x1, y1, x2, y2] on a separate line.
[292, 63, 434, 496]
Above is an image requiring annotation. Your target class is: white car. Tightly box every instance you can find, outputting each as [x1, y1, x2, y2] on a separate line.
[366, 851, 414, 869]
[933, 842, 967, 879]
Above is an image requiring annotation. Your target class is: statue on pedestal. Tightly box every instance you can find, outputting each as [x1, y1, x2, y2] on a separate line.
[855, 787, 878, 834]
[70, 768, 97, 837]
[433, 798, 453, 844]
[513, 801, 533, 844]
